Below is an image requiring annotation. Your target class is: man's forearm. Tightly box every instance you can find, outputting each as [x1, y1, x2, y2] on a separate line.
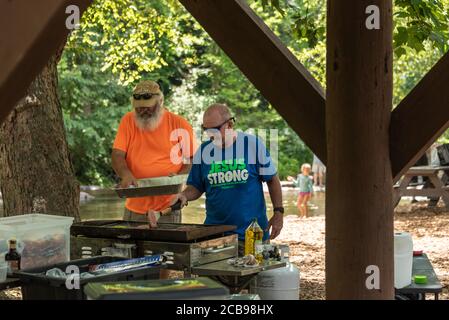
[182, 185, 202, 201]
[267, 175, 283, 208]
[178, 162, 192, 175]
[111, 150, 133, 178]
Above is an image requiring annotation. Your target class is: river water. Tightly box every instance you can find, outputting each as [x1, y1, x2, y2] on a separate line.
[0, 188, 325, 221]
[78, 188, 326, 222]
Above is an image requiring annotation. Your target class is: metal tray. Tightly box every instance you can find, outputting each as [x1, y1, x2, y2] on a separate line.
[71, 220, 237, 242]
[114, 175, 187, 198]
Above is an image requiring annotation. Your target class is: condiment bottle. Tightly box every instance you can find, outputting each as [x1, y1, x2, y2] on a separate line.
[244, 218, 264, 263]
[5, 239, 21, 275]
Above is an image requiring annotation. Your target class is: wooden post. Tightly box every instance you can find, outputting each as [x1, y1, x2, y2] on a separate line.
[326, 1, 394, 299]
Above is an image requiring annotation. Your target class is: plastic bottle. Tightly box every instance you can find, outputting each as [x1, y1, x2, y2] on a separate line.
[244, 218, 263, 262]
[5, 239, 21, 275]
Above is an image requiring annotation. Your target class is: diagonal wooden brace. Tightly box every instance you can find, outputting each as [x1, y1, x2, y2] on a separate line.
[0, 0, 92, 123]
[179, 0, 327, 163]
[390, 51, 449, 182]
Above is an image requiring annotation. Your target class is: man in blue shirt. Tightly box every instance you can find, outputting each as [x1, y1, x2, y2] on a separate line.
[171, 104, 284, 254]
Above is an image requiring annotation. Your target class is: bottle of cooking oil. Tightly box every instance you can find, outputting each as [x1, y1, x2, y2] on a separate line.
[244, 218, 264, 263]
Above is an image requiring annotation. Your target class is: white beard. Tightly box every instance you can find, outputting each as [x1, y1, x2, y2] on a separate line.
[135, 107, 164, 131]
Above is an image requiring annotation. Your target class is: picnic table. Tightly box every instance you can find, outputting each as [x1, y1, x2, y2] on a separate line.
[395, 253, 443, 300]
[394, 166, 449, 208]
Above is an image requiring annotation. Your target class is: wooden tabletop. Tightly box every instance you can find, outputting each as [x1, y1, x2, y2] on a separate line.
[406, 165, 449, 175]
[192, 259, 286, 276]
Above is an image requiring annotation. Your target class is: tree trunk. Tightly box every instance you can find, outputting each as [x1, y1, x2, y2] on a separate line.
[0, 47, 80, 221]
[326, 1, 394, 299]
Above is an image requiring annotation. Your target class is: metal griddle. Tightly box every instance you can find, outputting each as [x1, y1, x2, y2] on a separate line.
[114, 174, 187, 198]
[71, 220, 237, 242]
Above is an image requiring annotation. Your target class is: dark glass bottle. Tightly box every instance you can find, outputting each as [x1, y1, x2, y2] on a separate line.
[5, 239, 21, 275]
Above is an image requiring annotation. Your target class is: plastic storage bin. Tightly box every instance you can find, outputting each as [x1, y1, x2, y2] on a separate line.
[15, 256, 164, 300]
[0, 254, 7, 283]
[0, 214, 74, 270]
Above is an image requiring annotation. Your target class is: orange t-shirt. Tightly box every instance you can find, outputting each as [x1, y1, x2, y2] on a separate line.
[113, 110, 196, 214]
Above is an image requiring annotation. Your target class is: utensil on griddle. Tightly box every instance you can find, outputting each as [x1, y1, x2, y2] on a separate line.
[147, 199, 185, 228]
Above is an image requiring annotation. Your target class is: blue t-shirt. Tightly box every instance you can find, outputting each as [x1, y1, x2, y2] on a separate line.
[187, 132, 277, 241]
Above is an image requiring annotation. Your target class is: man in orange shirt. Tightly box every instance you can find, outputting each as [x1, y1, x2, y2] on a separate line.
[112, 80, 195, 223]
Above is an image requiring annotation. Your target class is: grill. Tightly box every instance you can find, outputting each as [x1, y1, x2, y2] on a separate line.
[71, 220, 236, 242]
[70, 220, 238, 272]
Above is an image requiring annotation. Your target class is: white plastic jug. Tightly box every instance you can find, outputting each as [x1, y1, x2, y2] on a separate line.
[394, 232, 413, 289]
[0, 254, 7, 283]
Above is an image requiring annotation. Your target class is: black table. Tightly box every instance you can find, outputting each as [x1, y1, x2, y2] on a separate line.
[395, 253, 443, 300]
[0, 277, 21, 291]
[192, 260, 286, 294]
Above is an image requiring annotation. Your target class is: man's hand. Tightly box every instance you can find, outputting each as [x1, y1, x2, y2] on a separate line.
[267, 212, 283, 240]
[120, 173, 138, 188]
[170, 193, 188, 208]
[147, 210, 161, 228]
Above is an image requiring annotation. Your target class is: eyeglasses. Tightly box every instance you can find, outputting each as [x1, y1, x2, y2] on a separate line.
[133, 93, 160, 100]
[201, 117, 235, 132]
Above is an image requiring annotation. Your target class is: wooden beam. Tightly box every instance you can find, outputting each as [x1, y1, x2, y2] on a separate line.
[179, 0, 327, 162]
[390, 52, 449, 182]
[326, 0, 394, 299]
[0, 0, 92, 124]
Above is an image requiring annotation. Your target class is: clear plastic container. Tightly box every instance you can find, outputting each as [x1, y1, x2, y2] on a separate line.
[0, 254, 7, 283]
[0, 214, 74, 270]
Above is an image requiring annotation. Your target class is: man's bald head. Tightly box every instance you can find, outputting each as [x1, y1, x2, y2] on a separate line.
[203, 103, 232, 127]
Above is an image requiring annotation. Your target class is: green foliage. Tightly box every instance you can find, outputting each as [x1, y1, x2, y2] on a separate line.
[66, 0, 206, 86]
[393, 43, 442, 106]
[60, 0, 208, 185]
[58, 56, 131, 185]
[255, 0, 449, 56]
[394, 0, 449, 56]
[59, 0, 449, 185]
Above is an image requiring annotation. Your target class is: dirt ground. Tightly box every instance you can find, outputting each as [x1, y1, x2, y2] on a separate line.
[1, 200, 448, 300]
[273, 200, 449, 300]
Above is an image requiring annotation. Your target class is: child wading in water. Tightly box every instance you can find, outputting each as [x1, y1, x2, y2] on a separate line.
[288, 163, 314, 218]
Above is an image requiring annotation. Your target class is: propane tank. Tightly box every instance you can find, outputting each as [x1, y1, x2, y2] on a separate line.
[250, 244, 300, 300]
